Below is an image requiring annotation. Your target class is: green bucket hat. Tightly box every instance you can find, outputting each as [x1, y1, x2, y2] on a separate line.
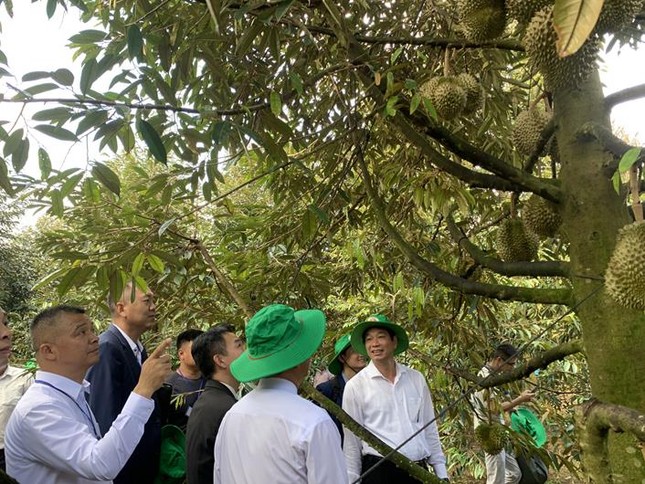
[511, 407, 547, 448]
[231, 304, 326, 383]
[327, 334, 352, 376]
[350, 314, 409, 357]
[156, 424, 186, 483]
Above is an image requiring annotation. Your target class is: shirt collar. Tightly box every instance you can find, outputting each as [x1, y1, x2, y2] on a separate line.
[113, 324, 143, 353]
[364, 360, 406, 380]
[257, 377, 298, 394]
[0, 364, 26, 380]
[35, 370, 90, 400]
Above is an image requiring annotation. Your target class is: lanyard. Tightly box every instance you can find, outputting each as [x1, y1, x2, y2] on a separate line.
[35, 379, 101, 439]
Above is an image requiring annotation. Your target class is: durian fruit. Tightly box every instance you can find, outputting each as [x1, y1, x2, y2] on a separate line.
[511, 108, 551, 156]
[506, 0, 551, 26]
[455, 73, 482, 115]
[605, 222, 645, 309]
[475, 422, 509, 455]
[457, 0, 507, 42]
[420, 76, 467, 121]
[496, 218, 539, 262]
[522, 194, 562, 238]
[595, 0, 644, 34]
[523, 6, 600, 91]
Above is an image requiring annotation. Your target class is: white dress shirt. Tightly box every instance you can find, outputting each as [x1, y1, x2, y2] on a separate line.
[113, 325, 144, 365]
[0, 365, 32, 450]
[471, 366, 505, 427]
[5, 370, 153, 483]
[214, 377, 348, 484]
[342, 361, 448, 480]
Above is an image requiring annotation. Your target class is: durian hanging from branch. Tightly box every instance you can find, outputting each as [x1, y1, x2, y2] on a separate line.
[496, 199, 540, 262]
[457, 0, 507, 41]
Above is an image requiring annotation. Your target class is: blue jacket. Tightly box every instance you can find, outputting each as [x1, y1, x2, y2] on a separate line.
[86, 324, 162, 484]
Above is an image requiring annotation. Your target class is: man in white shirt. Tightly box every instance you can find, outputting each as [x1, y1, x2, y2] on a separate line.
[343, 314, 449, 483]
[5, 305, 171, 484]
[0, 306, 31, 471]
[214, 304, 348, 484]
[471, 343, 535, 484]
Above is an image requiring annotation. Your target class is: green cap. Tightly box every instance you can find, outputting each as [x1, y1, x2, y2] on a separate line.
[327, 334, 352, 376]
[350, 314, 409, 357]
[511, 407, 547, 448]
[231, 304, 326, 383]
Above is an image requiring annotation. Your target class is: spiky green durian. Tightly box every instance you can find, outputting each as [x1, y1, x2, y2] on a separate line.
[455, 73, 482, 115]
[605, 222, 645, 309]
[506, 0, 551, 26]
[475, 423, 508, 455]
[420, 76, 467, 120]
[595, 0, 644, 34]
[523, 6, 600, 91]
[523, 194, 562, 238]
[512, 108, 551, 156]
[457, 0, 507, 41]
[496, 219, 539, 262]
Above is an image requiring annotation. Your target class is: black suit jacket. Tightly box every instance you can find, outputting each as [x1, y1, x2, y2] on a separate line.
[86, 324, 161, 484]
[185, 380, 237, 484]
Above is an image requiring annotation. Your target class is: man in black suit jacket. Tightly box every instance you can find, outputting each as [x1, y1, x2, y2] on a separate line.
[185, 324, 245, 484]
[86, 284, 162, 484]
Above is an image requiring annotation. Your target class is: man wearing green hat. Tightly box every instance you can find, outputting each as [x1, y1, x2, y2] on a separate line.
[213, 304, 348, 484]
[342, 314, 449, 483]
[316, 333, 366, 441]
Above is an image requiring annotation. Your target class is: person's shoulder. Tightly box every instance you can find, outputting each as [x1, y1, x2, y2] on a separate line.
[315, 376, 337, 396]
[165, 371, 182, 386]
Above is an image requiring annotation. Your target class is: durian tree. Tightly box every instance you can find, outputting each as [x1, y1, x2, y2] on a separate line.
[2, 0, 645, 479]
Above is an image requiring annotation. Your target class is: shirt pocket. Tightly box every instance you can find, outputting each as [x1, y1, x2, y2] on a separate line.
[405, 396, 422, 423]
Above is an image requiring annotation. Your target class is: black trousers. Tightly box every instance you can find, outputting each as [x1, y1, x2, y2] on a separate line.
[360, 454, 425, 484]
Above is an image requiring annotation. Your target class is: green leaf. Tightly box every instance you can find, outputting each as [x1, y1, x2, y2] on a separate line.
[46, 0, 57, 19]
[211, 120, 232, 146]
[3, 129, 23, 156]
[24, 83, 60, 95]
[76, 110, 108, 135]
[422, 98, 438, 121]
[52, 68, 74, 86]
[137, 119, 167, 164]
[127, 25, 144, 60]
[158, 218, 176, 236]
[618, 147, 641, 173]
[32, 107, 72, 122]
[91, 162, 121, 196]
[0, 157, 14, 196]
[385, 96, 398, 117]
[33, 267, 69, 290]
[391, 46, 403, 64]
[409, 93, 421, 114]
[60, 173, 83, 198]
[34, 124, 79, 141]
[236, 20, 264, 56]
[290, 72, 303, 96]
[553, 0, 604, 57]
[612, 171, 621, 194]
[147, 254, 166, 273]
[132, 253, 145, 277]
[22, 71, 51, 82]
[80, 58, 98, 94]
[270, 91, 282, 117]
[11, 138, 29, 172]
[133, 275, 149, 293]
[69, 29, 107, 44]
[50, 189, 64, 216]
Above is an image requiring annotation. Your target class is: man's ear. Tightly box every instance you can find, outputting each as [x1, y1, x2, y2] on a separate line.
[213, 353, 226, 370]
[115, 300, 127, 317]
[39, 343, 57, 361]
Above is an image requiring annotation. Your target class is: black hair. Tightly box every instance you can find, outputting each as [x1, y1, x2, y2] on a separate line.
[492, 343, 519, 360]
[176, 329, 204, 351]
[362, 325, 395, 343]
[191, 324, 236, 378]
[31, 305, 86, 350]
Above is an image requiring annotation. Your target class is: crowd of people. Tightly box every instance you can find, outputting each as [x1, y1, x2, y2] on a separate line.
[0, 286, 534, 484]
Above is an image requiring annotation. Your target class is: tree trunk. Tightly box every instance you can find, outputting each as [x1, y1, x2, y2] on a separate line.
[555, 70, 645, 481]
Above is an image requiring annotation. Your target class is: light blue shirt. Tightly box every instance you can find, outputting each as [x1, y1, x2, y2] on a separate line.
[5, 370, 153, 484]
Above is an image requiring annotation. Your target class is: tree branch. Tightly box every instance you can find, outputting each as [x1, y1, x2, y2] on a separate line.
[446, 216, 570, 277]
[357, 148, 574, 306]
[577, 122, 645, 177]
[577, 399, 645, 482]
[605, 83, 645, 111]
[301, 381, 442, 484]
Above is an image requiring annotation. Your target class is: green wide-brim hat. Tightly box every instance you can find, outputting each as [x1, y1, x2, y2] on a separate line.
[350, 314, 409, 357]
[328, 334, 352, 376]
[511, 407, 547, 448]
[232, 304, 326, 383]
